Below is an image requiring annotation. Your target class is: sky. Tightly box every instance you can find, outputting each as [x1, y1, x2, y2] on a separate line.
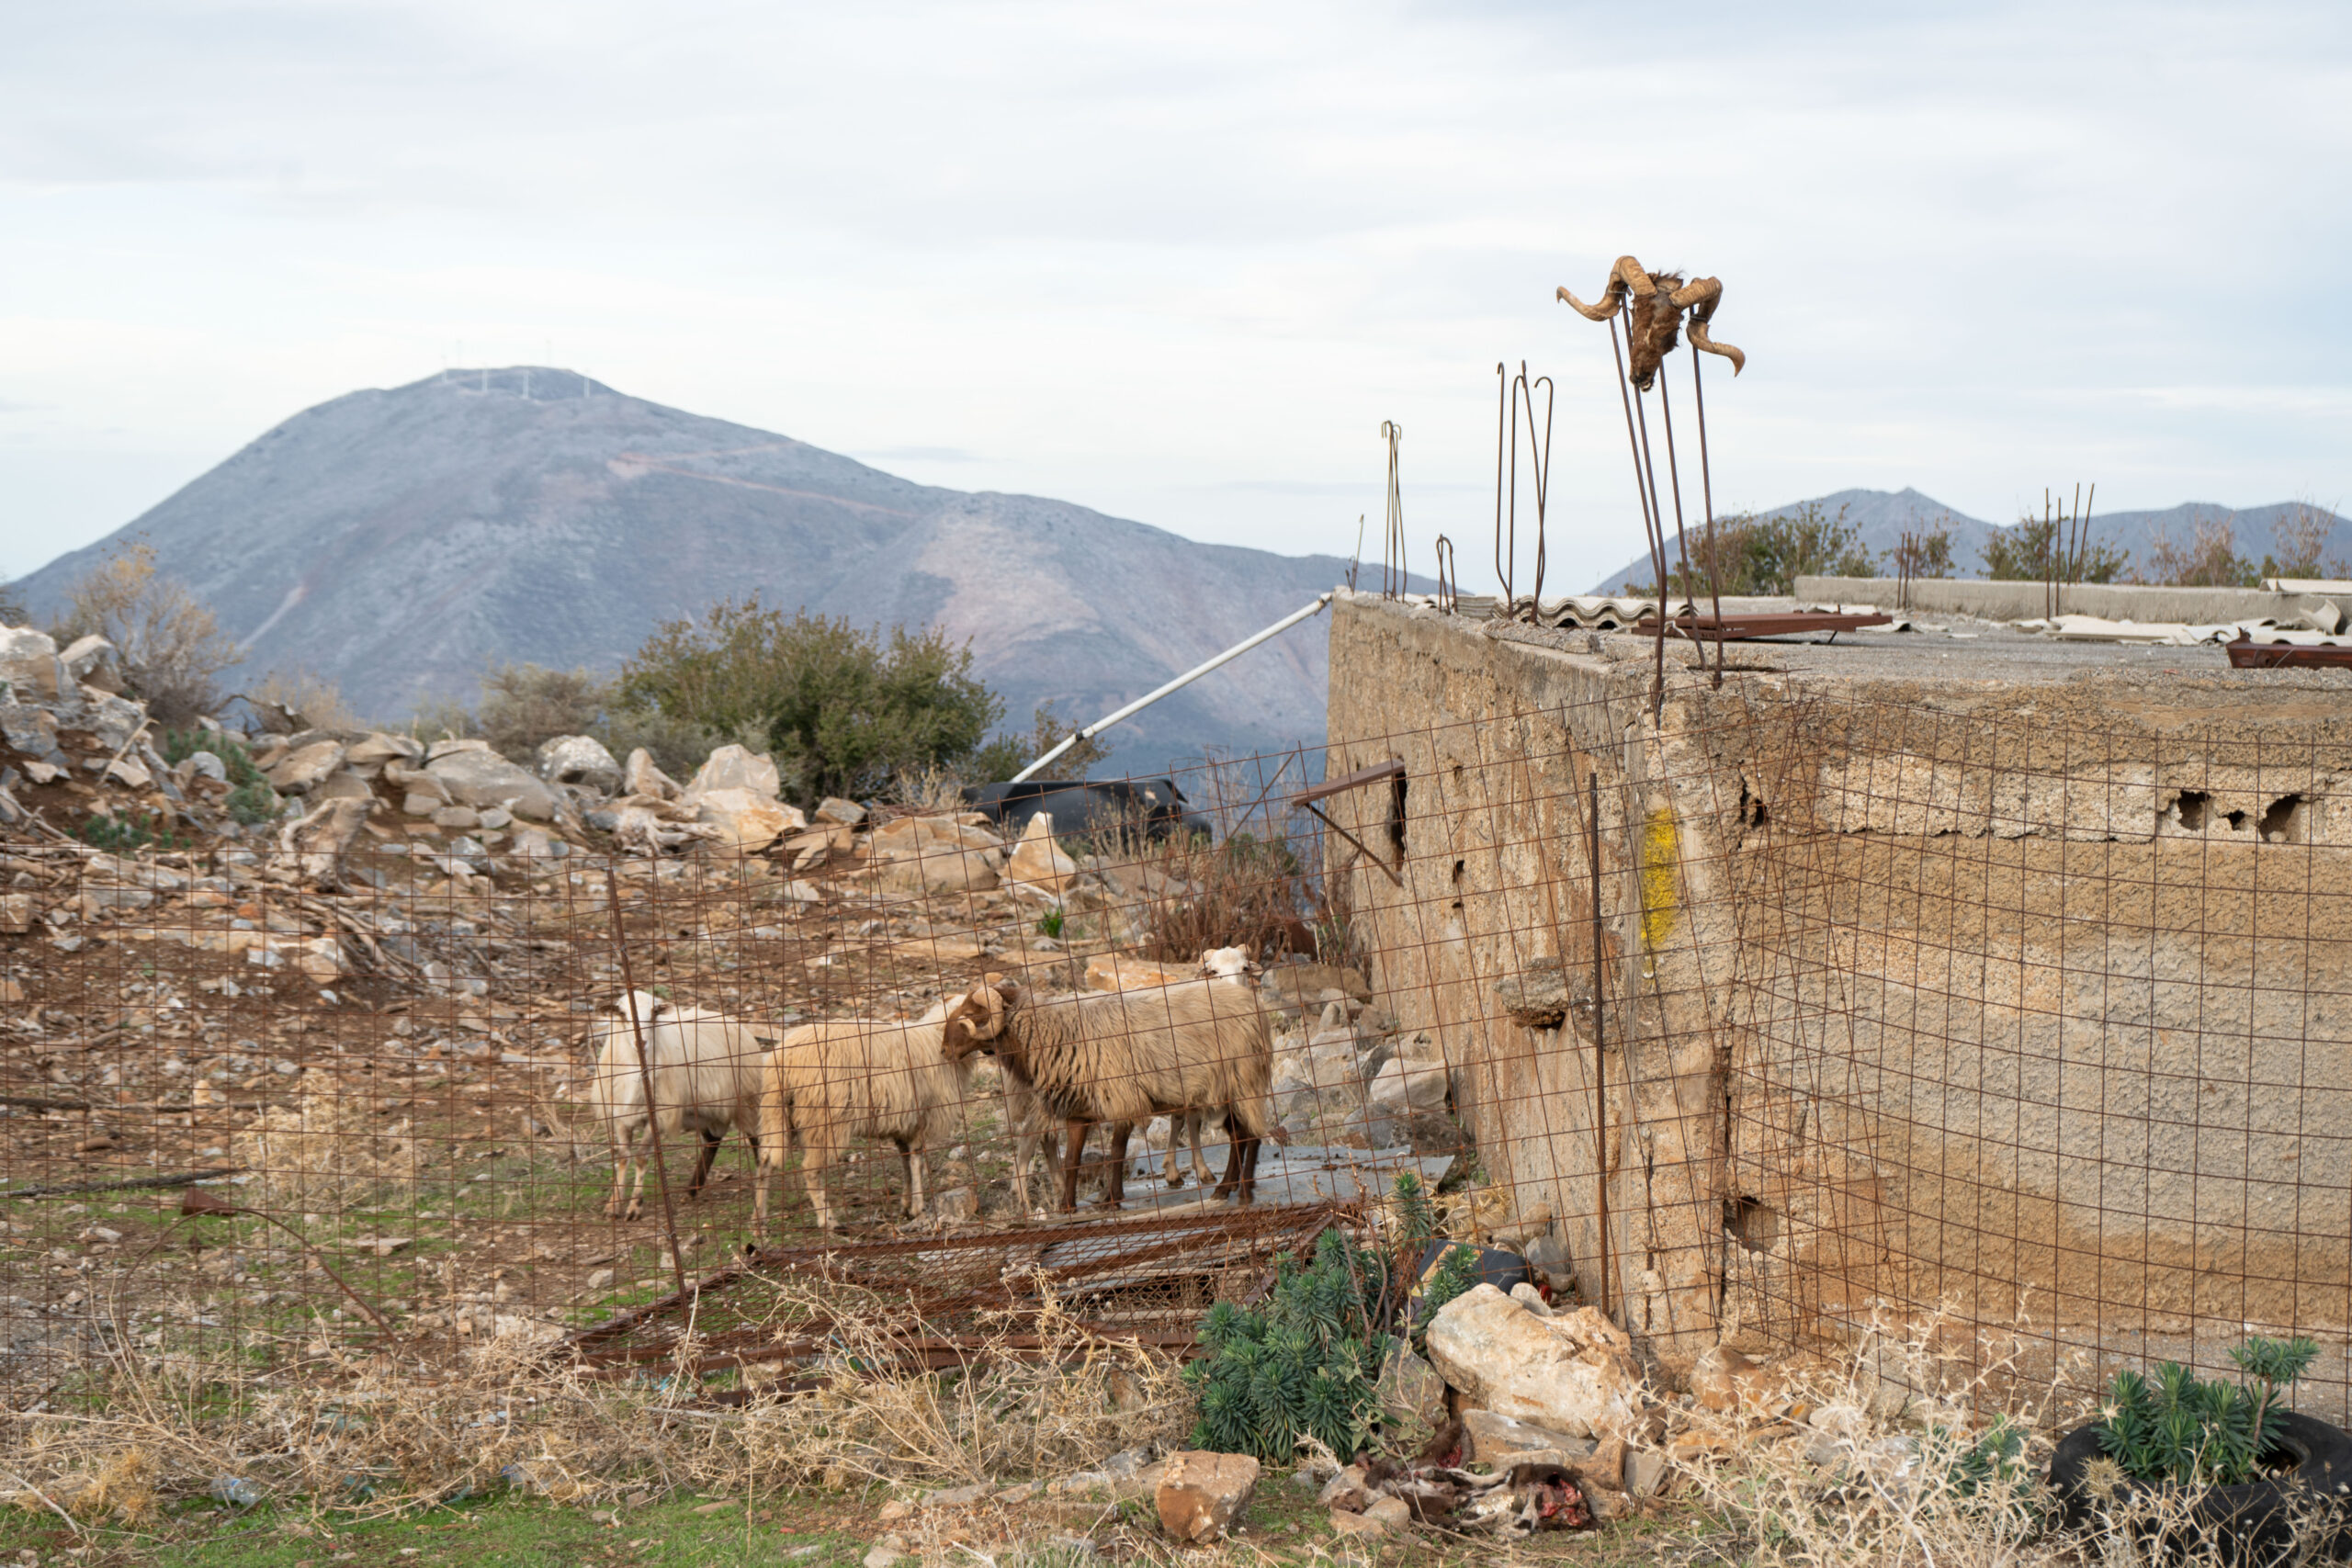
[3, 1, 2348, 593]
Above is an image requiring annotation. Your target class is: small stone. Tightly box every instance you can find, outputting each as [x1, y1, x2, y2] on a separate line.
[432, 805, 481, 829]
[1510, 1281, 1553, 1316]
[876, 1499, 913, 1523]
[1317, 1464, 1368, 1510]
[1461, 1408, 1596, 1464]
[862, 1546, 906, 1568]
[993, 1482, 1035, 1505]
[1364, 1495, 1412, 1529]
[585, 1269, 616, 1290]
[1624, 1446, 1670, 1497]
[1155, 1450, 1259, 1542]
[1329, 1508, 1385, 1539]
[1690, 1345, 1774, 1414]
[928, 1482, 989, 1508]
[814, 796, 867, 827]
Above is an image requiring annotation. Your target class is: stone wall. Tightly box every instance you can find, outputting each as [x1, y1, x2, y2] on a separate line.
[1321, 592, 2352, 1379]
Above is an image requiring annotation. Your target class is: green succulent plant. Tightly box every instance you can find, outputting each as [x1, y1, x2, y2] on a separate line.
[2097, 1336, 2319, 1488]
[1185, 1227, 1389, 1462]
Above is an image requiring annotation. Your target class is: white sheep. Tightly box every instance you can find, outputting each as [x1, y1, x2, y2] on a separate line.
[756, 1000, 971, 1233]
[1157, 947, 1263, 1189]
[588, 990, 767, 1221]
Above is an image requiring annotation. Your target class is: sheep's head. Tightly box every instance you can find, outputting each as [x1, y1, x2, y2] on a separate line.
[1199, 944, 1256, 979]
[611, 990, 673, 1031]
[941, 974, 1021, 1061]
[1557, 255, 1745, 392]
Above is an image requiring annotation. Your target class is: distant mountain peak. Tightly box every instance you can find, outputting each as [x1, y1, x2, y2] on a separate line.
[15, 372, 1348, 767]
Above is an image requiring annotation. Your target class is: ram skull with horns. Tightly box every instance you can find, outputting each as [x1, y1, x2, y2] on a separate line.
[1557, 256, 1746, 391]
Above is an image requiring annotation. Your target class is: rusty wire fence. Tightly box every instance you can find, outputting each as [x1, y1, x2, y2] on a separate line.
[1, 694, 2347, 1433]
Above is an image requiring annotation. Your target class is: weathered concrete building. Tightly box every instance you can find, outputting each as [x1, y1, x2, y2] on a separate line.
[1318, 591, 2352, 1392]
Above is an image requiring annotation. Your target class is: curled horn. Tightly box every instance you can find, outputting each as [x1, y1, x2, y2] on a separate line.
[1556, 254, 1657, 321]
[1673, 276, 1746, 375]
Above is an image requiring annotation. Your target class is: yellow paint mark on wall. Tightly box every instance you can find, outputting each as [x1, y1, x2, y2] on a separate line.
[1639, 807, 1679, 951]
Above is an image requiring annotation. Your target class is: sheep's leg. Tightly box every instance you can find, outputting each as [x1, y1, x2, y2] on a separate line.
[1212, 1111, 1249, 1201]
[900, 1140, 929, 1220]
[1057, 1118, 1091, 1213]
[624, 1134, 651, 1222]
[1162, 1112, 1191, 1187]
[803, 1144, 835, 1233]
[1102, 1122, 1132, 1210]
[1191, 1111, 1216, 1187]
[685, 1129, 722, 1200]
[604, 1121, 634, 1218]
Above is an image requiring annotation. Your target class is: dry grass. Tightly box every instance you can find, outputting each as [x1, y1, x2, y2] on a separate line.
[739, 1278, 1191, 1489]
[2, 1273, 1189, 1525]
[232, 1089, 422, 1208]
[1670, 1312, 2346, 1567]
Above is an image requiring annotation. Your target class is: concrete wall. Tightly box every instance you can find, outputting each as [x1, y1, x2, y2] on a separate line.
[1323, 592, 2352, 1375]
[1794, 575, 2343, 626]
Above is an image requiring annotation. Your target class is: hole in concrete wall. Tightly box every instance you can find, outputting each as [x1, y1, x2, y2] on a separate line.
[2260, 795, 2305, 844]
[1452, 859, 1465, 886]
[2173, 791, 2210, 831]
[1387, 773, 1408, 858]
[1724, 1193, 1779, 1256]
[2225, 808, 2248, 831]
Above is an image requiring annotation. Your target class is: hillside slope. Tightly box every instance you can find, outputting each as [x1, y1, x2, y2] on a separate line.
[17, 369, 1348, 768]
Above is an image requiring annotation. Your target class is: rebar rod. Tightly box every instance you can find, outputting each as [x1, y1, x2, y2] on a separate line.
[1690, 351, 1726, 686]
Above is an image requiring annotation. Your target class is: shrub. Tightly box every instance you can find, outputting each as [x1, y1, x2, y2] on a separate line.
[0, 576, 25, 626]
[163, 729, 283, 826]
[54, 542, 239, 726]
[1186, 1228, 1389, 1462]
[967, 702, 1114, 784]
[478, 663, 610, 758]
[1638, 502, 1875, 597]
[243, 669, 358, 732]
[2098, 1336, 2319, 1488]
[2262, 499, 2349, 582]
[80, 810, 185, 852]
[2135, 517, 2256, 588]
[618, 597, 1003, 805]
[1984, 511, 2132, 584]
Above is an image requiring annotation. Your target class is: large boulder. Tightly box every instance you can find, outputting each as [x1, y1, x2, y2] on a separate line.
[1155, 1450, 1258, 1543]
[537, 734, 622, 795]
[1424, 1286, 1642, 1442]
[424, 746, 560, 822]
[266, 739, 347, 796]
[269, 796, 371, 887]
[1368, 1055, 1450, 1114]
[872, 813, 1004, 894]
[1003, 811, 1080, 900]
[686, 744, 781, 800]
[623, 748, 681, 801]
[691, 786, 804, 852]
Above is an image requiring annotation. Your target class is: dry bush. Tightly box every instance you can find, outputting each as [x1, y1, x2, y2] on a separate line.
[56, 541, 240, 725]
[2140, 516, 2257, 589]
[232, 1091, 421, 1208]
[1672, 1313, 2345, 1567]
[2269, 499, 2348, 581]
[478, 662, 610, 759]
[890, 761, 970, 815]
[739, 1279, 1191, 1488]
[246, 668, 358, 731]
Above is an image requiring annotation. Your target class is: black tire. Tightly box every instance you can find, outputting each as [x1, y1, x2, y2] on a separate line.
[2050, 1411, 2352, 1563]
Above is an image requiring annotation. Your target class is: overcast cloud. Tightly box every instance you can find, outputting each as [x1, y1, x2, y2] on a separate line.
[2, 1, 2346, 590]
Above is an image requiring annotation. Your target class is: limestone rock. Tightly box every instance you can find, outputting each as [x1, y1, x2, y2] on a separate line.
[270, 796, 370, 887]
[1364, 1494, 1413, 1529]
[872, 814, 1004, 893]
[691, 786, 804, 852]
[425, 746, 560, 821]
[313, 771, 377, 804]
[1263, 964, 1371, 1012]
[178, 750, 229, 785]
[686, 743, 781, 800]
[815, 795, 867, 827]
[1329, 1507, 1385, 1539]
[1317, 1465, 1369, 1510]
[1004, 811, 1080, 899]
[1510, 1281, 1553, 1316]
[612, 801, 721, 856]
[1690, 1345, 1775, 1414]
[1424, 1286, 1642, 1442]
[343, 733, 421, 769]
[1461, 1407, 1596, 1464]
[1085, 953, 1180, 991]
[1368, 1055, 1449, 1113]
[0, 703, 62, 761]
[266, 740, 346, 795]
[623, 748, 681, 801]
[1155, 1450, 1258, 1542]
[537, 734, 622, 795]
[1377, 1341, 1447, 1430]
[432, 806, 481, 829]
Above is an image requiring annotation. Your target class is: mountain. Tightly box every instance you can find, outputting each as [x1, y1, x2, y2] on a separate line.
[1589, 488, 2352, 592]
[15, 369, 1352, 771]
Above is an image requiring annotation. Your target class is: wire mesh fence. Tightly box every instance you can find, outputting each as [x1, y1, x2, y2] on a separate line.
[2, 682, 2347, 1443]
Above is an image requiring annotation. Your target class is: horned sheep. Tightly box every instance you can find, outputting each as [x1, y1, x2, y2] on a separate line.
[941, 973, 1274, 1213]
[588, 990, 766, 1221]
[756, 1001, 971, 1233]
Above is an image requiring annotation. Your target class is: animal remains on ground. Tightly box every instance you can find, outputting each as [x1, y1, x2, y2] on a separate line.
[941, 973, 1274, 1212]
[757, 1000, 970, 1233]
[588, 990, 766, 1221]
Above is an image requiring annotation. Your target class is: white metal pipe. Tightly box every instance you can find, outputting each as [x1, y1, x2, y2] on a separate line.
[1009, 592, 1337, 783]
